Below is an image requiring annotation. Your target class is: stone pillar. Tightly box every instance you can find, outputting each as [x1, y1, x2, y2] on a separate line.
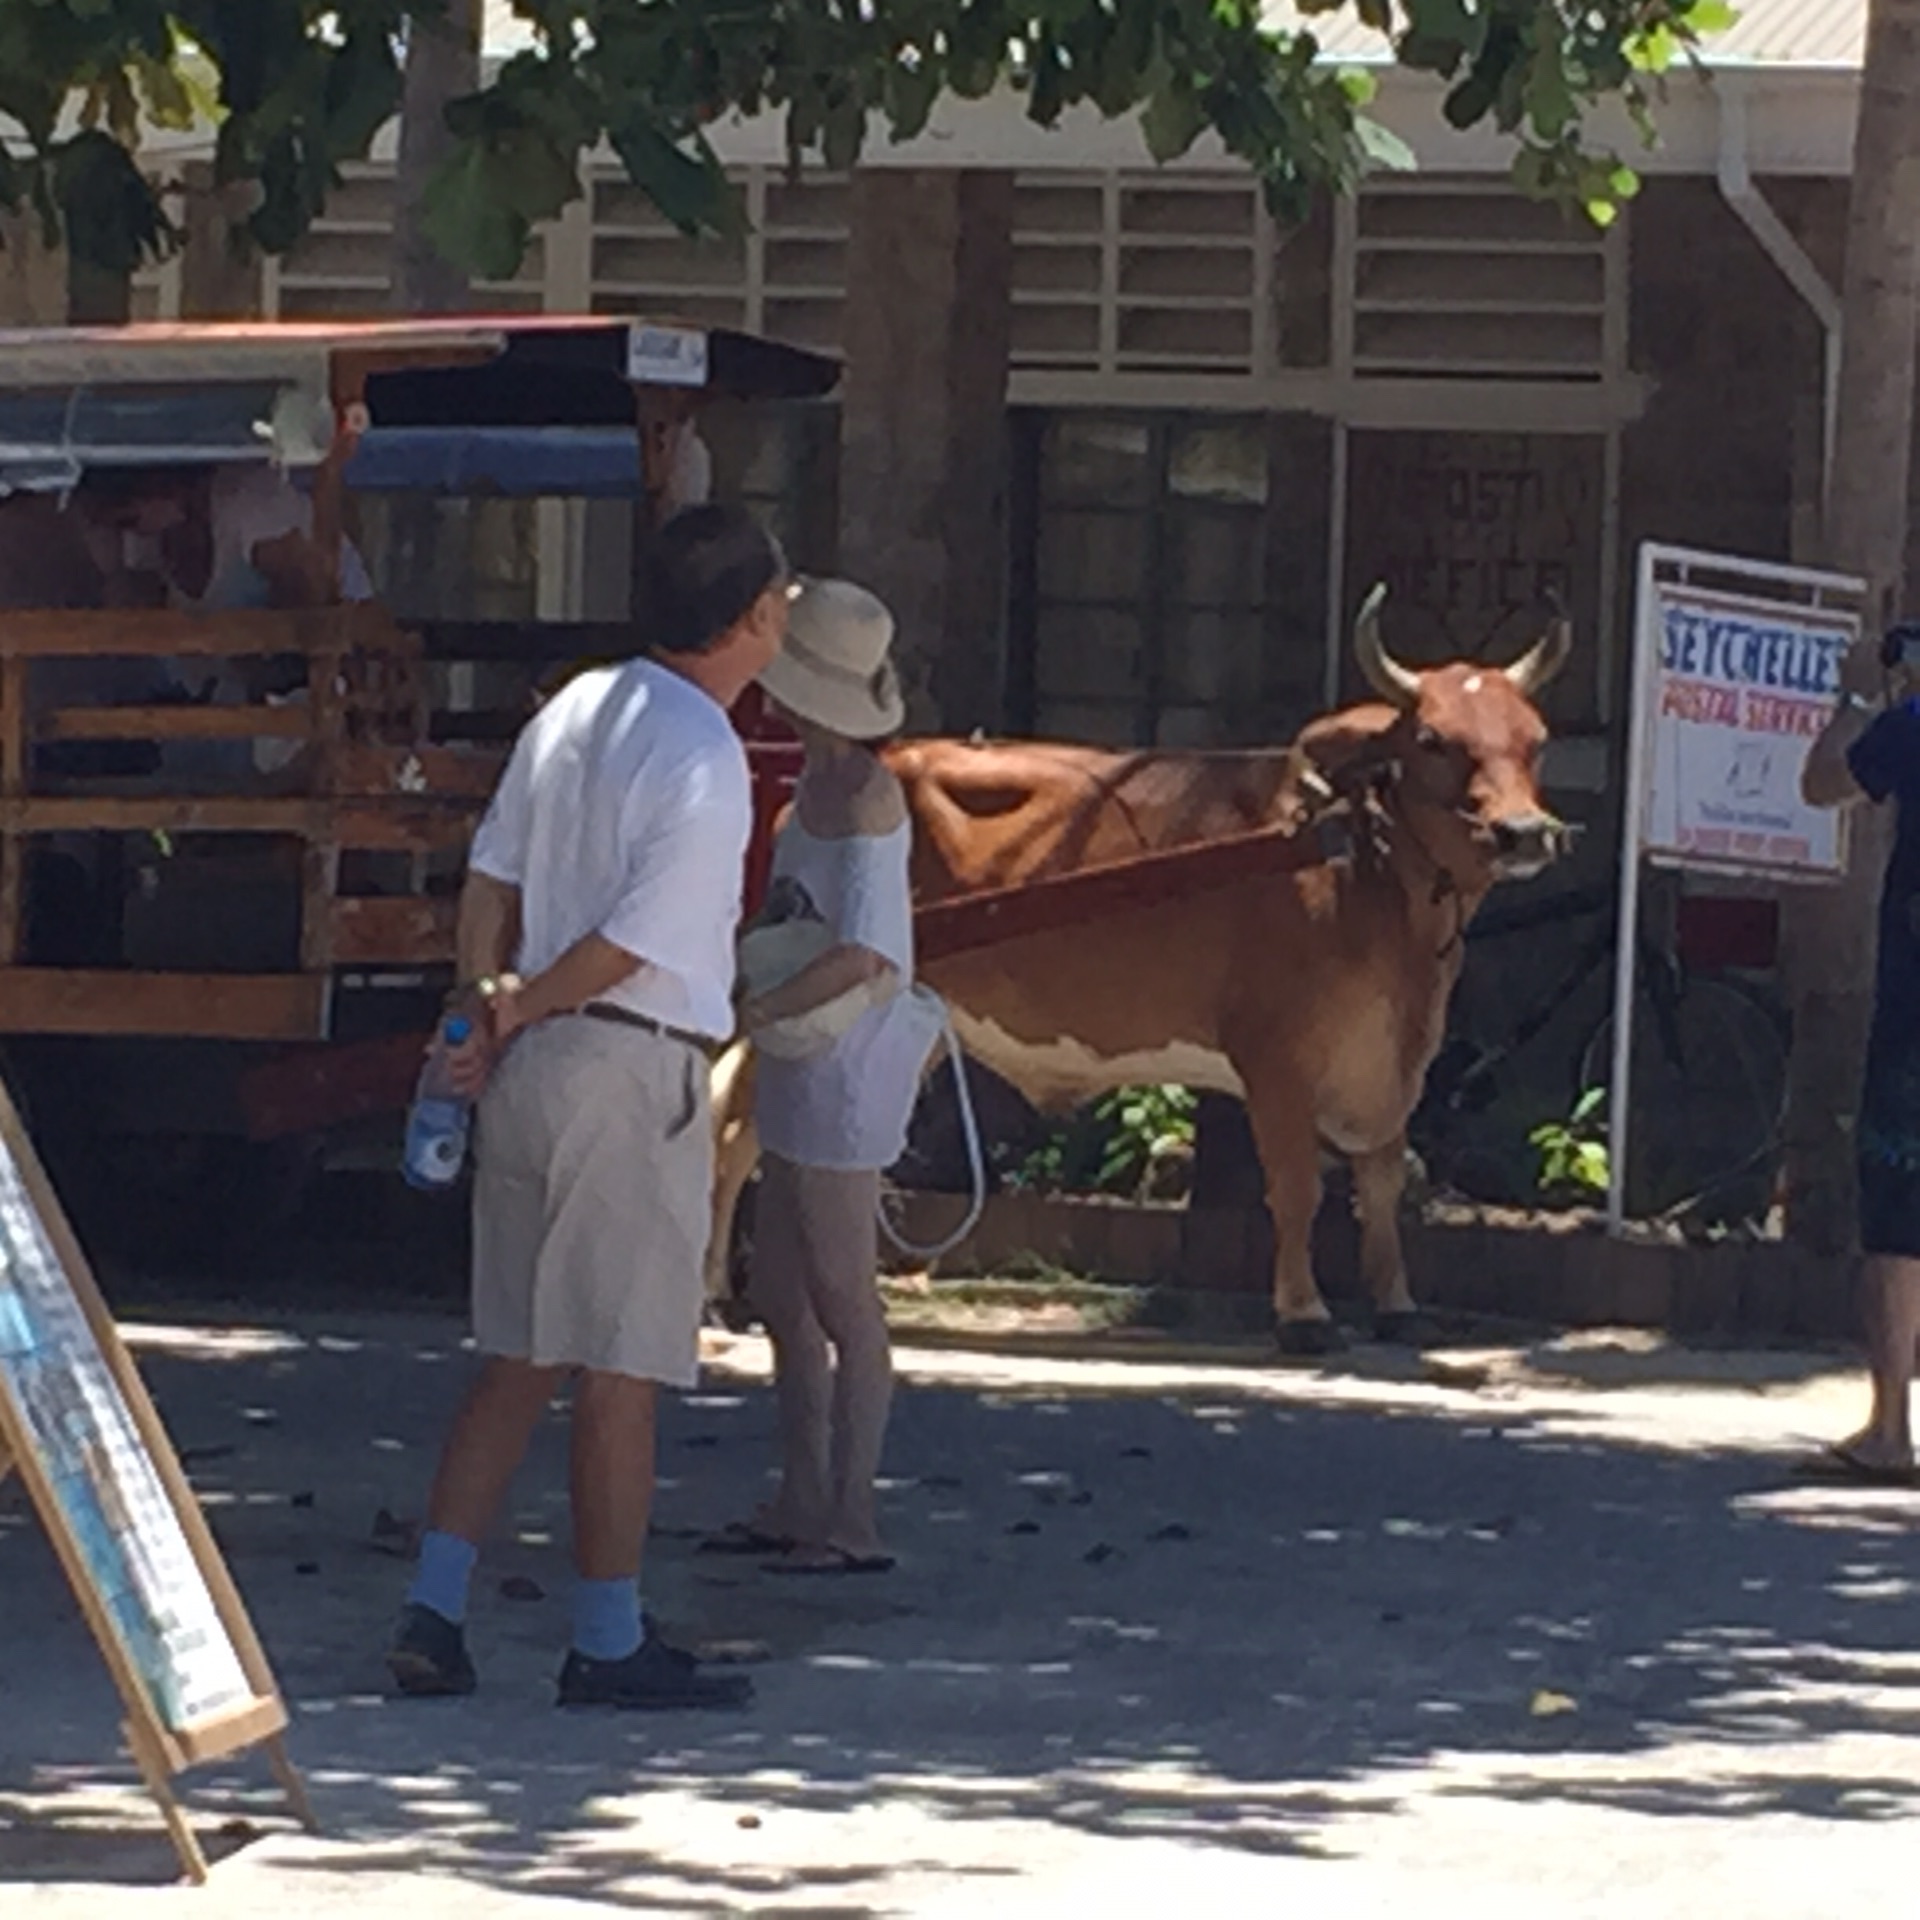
[836, 170, 1014, 734]
[0, 209, 66, 324]
[179, 164, 265, 317]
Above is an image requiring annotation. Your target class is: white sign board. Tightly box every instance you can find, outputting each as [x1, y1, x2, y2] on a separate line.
[626, 324, 709, 389]
[0, 1138, 253, 1733]
[1609, 543, 1867, 1238]
[1640, 573, 1858, 879]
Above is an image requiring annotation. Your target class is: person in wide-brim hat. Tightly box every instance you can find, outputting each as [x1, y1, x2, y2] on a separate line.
[714, 576, 941, 1575]
[753, 574, 906, 742]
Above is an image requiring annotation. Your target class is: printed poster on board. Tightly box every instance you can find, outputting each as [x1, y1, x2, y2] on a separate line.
[1643, 582, 1855, 880]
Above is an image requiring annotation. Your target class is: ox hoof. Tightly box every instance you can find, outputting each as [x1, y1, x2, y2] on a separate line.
[1373, 1310, 1439, 1349]
[1273, 1318, 1347, 1359]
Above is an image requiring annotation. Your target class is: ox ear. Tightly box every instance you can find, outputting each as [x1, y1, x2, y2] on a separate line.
[1505, 614, 1574, 699]
[1353, 582, 1420, 708]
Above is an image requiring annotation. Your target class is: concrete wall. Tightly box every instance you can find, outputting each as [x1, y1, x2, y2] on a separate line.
[837, 171, 1015, 734]
[1620, 177, 1818, 689]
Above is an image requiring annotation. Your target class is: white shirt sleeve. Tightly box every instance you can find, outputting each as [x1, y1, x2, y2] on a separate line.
[599, 742, 751, 972]
[469, 727, 538, 887]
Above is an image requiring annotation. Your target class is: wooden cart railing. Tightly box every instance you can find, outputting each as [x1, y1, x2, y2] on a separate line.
[0, 605, 501, 1039]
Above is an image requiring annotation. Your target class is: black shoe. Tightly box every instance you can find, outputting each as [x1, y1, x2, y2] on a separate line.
[386, 1602, 478, 1697]
[556, 1632, 754, 1711]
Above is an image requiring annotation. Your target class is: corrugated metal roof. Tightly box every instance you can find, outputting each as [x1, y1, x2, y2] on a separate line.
[483, 2, 1866, 67]
[1262, 2, 1864, 69]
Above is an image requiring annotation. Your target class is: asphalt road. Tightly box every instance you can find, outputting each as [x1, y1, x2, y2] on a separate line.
[1, 1312, 1913, 1917]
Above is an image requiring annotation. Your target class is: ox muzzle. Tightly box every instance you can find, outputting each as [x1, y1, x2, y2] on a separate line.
[1486, 809, 1577, 882]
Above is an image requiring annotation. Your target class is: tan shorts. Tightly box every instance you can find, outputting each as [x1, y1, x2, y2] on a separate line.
[471, 1016, 713, 1387]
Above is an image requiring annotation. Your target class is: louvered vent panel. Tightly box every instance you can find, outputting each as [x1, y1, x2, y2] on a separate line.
[273, 165, 545, 318]
[1010, 177, 1104, 371]
[1116, 181, 1257, 374]
[589, 170, 847, 350]
[1011, 173, 1264, 378]
[1351, 181, 1612, 382]
[591, 174, 749, 327]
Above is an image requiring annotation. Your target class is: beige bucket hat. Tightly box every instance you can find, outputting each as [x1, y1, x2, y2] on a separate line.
[756, 576, 905, 740]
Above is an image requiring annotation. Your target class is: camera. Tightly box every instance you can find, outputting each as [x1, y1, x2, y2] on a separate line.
[1879, 622, 1920, 671]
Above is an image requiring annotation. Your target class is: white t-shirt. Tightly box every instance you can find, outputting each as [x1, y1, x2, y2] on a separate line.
[469, 659, 751, 1041]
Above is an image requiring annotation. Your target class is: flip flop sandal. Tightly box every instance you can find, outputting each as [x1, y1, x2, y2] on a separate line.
[698, 1522, 800, 1556]
[764, 1546, 897, 1576]
[1791, 1445, 1920, 1488]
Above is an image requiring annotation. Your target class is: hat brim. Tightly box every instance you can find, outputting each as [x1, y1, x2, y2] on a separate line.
[757, 648, 906, 741]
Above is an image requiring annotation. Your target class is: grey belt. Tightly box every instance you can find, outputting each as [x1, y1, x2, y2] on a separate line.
[580, 1002, 721, 1060]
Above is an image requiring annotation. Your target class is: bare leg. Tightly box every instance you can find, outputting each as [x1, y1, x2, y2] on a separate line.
[424, 1356, 565, 1544]
[1840, 1254, 1920, 1468]
[746, 1153, 833, 1542]
[1352, 1135, 1417, 1319]
[794, 1166, 891, 1559]
[569, 1371, 659, 1580]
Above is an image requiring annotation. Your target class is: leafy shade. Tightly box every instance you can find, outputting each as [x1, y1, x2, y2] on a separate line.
[0, 0, 1735, 281]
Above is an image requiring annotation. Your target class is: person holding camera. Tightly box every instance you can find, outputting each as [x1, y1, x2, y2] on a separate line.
[1802, 620, 1920, 1482]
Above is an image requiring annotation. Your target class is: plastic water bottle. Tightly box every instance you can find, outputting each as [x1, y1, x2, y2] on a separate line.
[402, 1015, 474, 1191]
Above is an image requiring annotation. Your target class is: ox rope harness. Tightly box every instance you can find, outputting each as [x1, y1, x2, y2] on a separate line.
[1322, 750, 1475, 962]
[875, 1004, 988, 1263]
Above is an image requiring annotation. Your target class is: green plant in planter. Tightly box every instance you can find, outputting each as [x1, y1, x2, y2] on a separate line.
[1012, 1084, 1198, 1200]
[1529, 1086, 1610, 1203]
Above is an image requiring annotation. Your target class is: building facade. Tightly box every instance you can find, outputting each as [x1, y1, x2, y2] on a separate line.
[121, 11, 1863, 810]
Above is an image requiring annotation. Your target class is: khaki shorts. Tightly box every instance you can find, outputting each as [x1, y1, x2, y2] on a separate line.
[472, 1016, 712, 1386]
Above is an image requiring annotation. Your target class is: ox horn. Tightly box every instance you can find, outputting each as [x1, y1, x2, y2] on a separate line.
[1353, 582, 1420, 708]
[1505, 606, 1574, 699]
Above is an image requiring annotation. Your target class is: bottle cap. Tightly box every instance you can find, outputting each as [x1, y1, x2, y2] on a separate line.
[444, 1015, 473, 1045]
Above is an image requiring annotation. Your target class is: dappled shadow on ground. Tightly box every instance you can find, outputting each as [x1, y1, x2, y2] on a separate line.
[0, 1313, 1914, 1909]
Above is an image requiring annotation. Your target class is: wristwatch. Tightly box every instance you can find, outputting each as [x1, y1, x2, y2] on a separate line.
[1841, 691, 1879, 715]
[448, 973, 519, 1012]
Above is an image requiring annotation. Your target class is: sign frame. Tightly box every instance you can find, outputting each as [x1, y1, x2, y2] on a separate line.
[1608, 542, 1867, 1235]
[0, 1078, 312, 1882]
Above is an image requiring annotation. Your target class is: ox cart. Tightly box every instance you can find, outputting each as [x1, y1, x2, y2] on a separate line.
[0, 316, 834, 1261]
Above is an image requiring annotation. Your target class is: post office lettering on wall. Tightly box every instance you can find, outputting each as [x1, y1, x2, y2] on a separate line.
[1346, 431, 1603, 724]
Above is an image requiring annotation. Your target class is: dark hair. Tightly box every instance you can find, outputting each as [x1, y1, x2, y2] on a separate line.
[639, 503, 787, 656]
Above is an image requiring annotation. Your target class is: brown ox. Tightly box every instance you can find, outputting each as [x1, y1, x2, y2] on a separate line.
[708, 591, 1572, 1350]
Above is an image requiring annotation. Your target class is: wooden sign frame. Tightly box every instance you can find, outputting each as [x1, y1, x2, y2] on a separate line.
[0, 1079, 312, 1883]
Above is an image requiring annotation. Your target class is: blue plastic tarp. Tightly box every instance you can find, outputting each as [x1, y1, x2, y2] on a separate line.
[342, 426, 646, 498]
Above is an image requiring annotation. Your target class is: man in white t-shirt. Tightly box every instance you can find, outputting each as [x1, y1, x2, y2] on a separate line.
[387, 503, 791, 1713]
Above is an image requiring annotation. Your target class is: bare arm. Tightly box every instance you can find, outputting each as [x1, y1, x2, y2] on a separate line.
[455, 870, 522, 988]
[739, 945, 895, 1032]
[502, 933, 646, 1033]
[1802, 699, 1875, 810]
[444, 876, 650, 1092]
[455, 873, 650, 1036]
